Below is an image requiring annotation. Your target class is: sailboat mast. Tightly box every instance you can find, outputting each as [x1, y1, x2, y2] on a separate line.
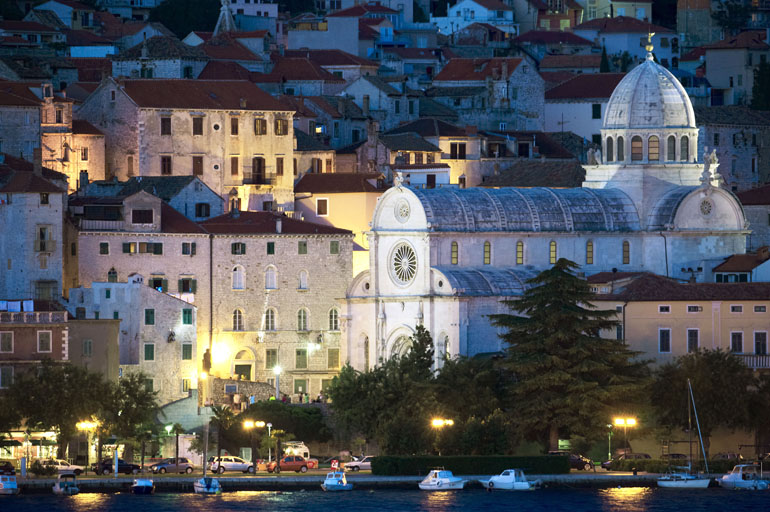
[688, 381, 693, 471]
[688, 378, 710, 474]
[203, 422, 209, 477]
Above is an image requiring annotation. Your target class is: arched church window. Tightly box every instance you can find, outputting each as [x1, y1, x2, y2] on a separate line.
[586, 241, 594, 265]
[617, 136, 624, 161]
[232, 265, 244, 290]
[329, 308, 339, 331]
[667, 135, 676, 161]
[648, 136, 660, 161]
[549, 241, 557, 265]
[265, 266, 276, 289]
[516, 241, 524, 265]
[622, 241, 630, 265]
[263, 308, 276, 331]
[297, 308, 308, 331]
[681, 136, 690, 162]
[631, 136, 643, 161]
[233, 309, 244, 331]
[450, 241, 458, 265]
[298, 270, 308, 290]
[483, 241, 491, 265]
[107, 268, 117, 283]
[606, 137, 614, 162]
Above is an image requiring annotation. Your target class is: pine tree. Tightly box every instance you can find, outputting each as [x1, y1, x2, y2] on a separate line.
[600, 46, 610, 73]
[490, 259, 649, 451]
[751, 61, 770, 110]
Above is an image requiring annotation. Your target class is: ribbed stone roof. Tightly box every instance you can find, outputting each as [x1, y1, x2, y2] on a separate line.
[411, 187, 640, 232]
[434, 267, 539, 296]
[603, 55, 695, 130]
[646, 186, 696, 230]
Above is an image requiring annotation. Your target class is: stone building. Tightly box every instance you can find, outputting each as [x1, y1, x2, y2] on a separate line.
[340, 75, 420, 132]
[76, 78, 297, 211]
[111, 36, 209, 79]
[343, 48, 749, 369]
[737, 184, 770, 251]
[0, 81, 43, 161]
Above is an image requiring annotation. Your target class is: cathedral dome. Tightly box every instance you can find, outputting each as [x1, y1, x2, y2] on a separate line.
[603, 54, 695, 130]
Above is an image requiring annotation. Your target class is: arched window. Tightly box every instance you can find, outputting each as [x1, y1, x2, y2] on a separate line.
[297, 308, 308, 331]
[483, 241, 491, 265]
[631, 136, 643, 161]
[329, 308, 339, 331]
[450, 241, 458, 265]
[298, 270, 308, 290]
[107, 268, 117, 283]
[516, 241, 524, 265]
[265, 266, 276, 289]
[606, 137, 614, 162]
[617, 136, 624, 161]
[586, 241, 594, 265]
[622, 241, 630, 265]
[233, 350, 253, 380]
[232, 265, 244, 290]
[667, 135, 676, 161]
[648, 136, 659, 161]
[233, 309, 244, 331]
[680, 136, 689, 162]
[264, 308, 276, 331]
[549, 241, 557, 264]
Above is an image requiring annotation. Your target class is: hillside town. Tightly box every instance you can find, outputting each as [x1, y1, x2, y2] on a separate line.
[3, 0, 770, 480]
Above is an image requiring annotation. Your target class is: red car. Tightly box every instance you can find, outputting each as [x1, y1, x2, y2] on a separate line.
[267, 455, 313, 473]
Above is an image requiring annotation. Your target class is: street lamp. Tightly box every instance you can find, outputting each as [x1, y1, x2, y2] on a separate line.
[430, 418, 454, 456]
[76, 420, 98, 476]
[613, 417, 637, 456]
[607, 424, 614, 461]
[243, 420, 257, 472]
[266, 423, 273, 462]
[273, 366, 282, 399]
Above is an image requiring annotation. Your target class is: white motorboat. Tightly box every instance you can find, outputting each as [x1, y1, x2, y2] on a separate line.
[0, 475, 19, 495]
[130, 478, 155, 495]
[719, 464, 770, 490]
[52, 473, 80, 495]
[418, 469, 466, 490]
[193, 477, 222, 495]
[479, 469, 541, 491]
[321, 471, 353, 491]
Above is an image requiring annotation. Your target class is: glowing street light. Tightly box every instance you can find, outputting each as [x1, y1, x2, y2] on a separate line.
[77, 420, 99, 475]
[613, 417, 638, 456]
[430, 418, 454, 456]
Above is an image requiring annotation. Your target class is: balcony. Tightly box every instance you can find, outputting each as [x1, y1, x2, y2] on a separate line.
[242, 173, 276, 186]
[34, 239, 56, 252]
[79, 219, 123, 231]
[736, 354, 770, 370]
[0, 311, 67, 324]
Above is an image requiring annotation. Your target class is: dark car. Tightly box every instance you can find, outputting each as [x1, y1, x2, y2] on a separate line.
[150, 457, 194, 474]
[93, 458, 140, 475]
[548, 450, 594, 470]
[0, 460, 16, 475]
[601, 452, 652, 470]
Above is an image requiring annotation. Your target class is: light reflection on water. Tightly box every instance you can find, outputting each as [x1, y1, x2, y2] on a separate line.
[598, 487, 652, 512]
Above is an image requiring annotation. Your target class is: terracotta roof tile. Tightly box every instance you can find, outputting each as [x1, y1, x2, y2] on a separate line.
[703, 30, 769, 50]
[72, 119, 102, 135]
[294, 128, 330, 151]
[0, 153, 66, 193]
[514, 30, 592, 45]
[236, 30, 269, 38]
[294, 173, 385, 193]
[603, 273, 770, 301]
[433, 57, 522, 81]
[0, 21, 58, 32]
[118, 79, 288, 111]
[62, 29, 113, 46]
[200, 211, 352, 235]
[0, 82, 41, 106]
[540, 70, 576, 89]
[713, 248, 770, 272]
[736, 184, 770, 205]
[545, 72, 625, 99]
[386, 118, 469, 137]
[693, 106, 770, 126]
[198, 60, 254, 80]
[66, 57, 111, 82]
[161, 202, 207, 233]
[586, 271, 644, 284]
[327, 4, 398, 17]
[279, 49, 378, 67]
[540, 54, 601, 69]
[268, 57, 344, 82]
[480, 159, 585, 188]
[277, 96, 318, 118]
[115, 36, 206, 60]
[0, 36, 38, 47]
[202, 33, 262, 61]
[573, 15, 673, 34]
[380, 133, 441, 152]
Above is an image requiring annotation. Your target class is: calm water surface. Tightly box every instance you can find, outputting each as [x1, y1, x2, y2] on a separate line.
[5, 488, 770, 511]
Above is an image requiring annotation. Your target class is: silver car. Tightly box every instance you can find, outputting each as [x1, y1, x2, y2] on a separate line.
[151, 457, 194, 474]
[209, 456, 254, 474]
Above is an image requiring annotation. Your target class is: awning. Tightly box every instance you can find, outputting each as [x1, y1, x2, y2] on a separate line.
[30, 439, 57, 446]
[0, 440, 22, 447]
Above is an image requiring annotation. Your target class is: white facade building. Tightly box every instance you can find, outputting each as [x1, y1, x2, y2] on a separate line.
[343, 49, 749, 369]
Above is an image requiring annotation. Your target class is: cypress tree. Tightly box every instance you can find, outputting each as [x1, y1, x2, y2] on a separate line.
[600, 46, 610, 73]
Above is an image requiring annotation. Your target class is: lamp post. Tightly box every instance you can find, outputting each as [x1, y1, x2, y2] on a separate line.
[273, 366, 282, 399]
[607, 424, 613, 461]
[430, 418, 454, 456]
[76, 420, 98, 476]
[243, 420, 256, 472]
[267, 422, 273, 462]
[613, 417, 637, 456]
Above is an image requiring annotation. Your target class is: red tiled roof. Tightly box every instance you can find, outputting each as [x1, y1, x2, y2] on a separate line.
[201, 33, 262, 61]
[327, 4, 398, 17]
[540, 70, 576, 89]
[66, 57, 112, 81]
[545, 72, 625, 99]
[191, 31, 213, 42]
[236, 30, 269, 38]
[602, 273, 770, 301]
[0, 153, 66, 194]
[0, 153, 67, 182]
[573, 15, 673, 34]
[161, 202, 207, 234]
[294, 173, 385, 193]
[681, 46, 706, 61]
[268, 57, 344, 82]
[118, 79, 288, 111]
[277, 96, 318, 117]
[514, 30, 592, 45]
[736, 184, 770, 205]
[0, 21, 58, 32]
[703, 30, 769, 50]
[0, 82, 41, 107]
[586, 271, 644, 284]
[358, 19, 380, 39]
[713, 248, 770, 272]
[72, 119, 103, 135]
[279, 49, 378, 67]
[0, 36, 37, 47]
[383, 47, 441, 60]
[198, 60, 254, 80]
[540, 54, 601, 69]
[200, 211, 352, 235]
[433, 57, 522, 81]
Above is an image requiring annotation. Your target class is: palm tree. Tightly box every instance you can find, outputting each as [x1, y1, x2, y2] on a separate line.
[210, 406, 236, 457]
[172, 423, 185, 463]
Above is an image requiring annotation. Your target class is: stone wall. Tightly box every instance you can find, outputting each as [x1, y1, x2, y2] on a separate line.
[209, 377, 274, 409]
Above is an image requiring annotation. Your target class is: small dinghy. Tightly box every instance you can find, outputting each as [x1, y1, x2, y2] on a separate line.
[719, 464, 770, 490]
[479, 469, 541, 491]
[418, 469, 466, 491]
[322, 471, 353, 491]
[131, 478, 155, 495]
[0, 475, 19, 495]
[52, 473, 79, 495]
[194, 477, 222, 495]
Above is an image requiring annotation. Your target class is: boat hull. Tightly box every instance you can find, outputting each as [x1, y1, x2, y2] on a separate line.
[479, 479, 537, 491]
[53, 484, 80, 495]
[719, 479, 770, 490]
[0, 488, 19, 495]
[131, 484, 155, 495]
[321, 483, 353, 491]
[419, 480, 465, 490]
[657, 478, 711, 489]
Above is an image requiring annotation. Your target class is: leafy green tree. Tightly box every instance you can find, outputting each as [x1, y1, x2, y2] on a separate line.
[101, 372, 159, 460]
[712, 0, 751, 36]
[0, 2, 23, 20]
[751, 61, 770, 110]
[651, 349, 754, 456]
[600, 46, 610, 73]
[433, 356, 505, 422]
[6, 360, 106, 458]
[210, 405, 236, 457]
[242, 401, 330, 442]
[490, 259, 649, 451]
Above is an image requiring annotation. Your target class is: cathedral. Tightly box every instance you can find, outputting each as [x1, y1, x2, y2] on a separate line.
[342, 49, 749, 370]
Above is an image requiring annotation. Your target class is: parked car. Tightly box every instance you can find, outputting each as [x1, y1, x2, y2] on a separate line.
[344, 456, 373, 472]
[38, 459, 84, 475]
[208, 456, 254, 474]
[0, 460, 16, 475]
[93, 458, 140, 475]
[266, 455, 311, 473]
[600, 452, 652, 470]
[548, 450, 594, 470]
[661, 453, 688, 461]
[150, 457, 194, 474]
[713, 452, 743, 461]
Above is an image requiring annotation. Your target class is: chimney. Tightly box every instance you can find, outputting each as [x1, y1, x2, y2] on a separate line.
[275, 216, 282, 233]
[240, 98, 247, 108]
[33, 147, 42, 176]
[78, 170, 89, 193]
[465, 125, 477, 136]
[362, 94, 370, 116]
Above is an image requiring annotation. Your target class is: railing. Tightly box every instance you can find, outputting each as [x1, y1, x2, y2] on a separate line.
[242, 174, 276, 186]
[79, 219, 123, 230]
[0, 311, 67, 324]
[34, 239, 56, 252]
[736, 354, 770, 370]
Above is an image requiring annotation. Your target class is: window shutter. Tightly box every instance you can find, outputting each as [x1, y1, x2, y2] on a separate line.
[123, 243, 130, 253]
[191, 279, 197, 293]
[231, 243, 236, 255]
[154, 243, 163, 255]
[178, 279, 183, 292]
[162, 279, 168, 292]
[191, 242, 197, 255]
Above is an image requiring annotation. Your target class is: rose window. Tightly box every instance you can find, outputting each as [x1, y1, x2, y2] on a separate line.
[391, 243, 417, 285]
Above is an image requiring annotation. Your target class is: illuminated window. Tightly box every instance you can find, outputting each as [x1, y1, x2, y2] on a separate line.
[622, 241, 630, 264]
[549, 241, 557, 264]
[483, 241, 491, 265]
[450, 241, 458, 265]
[631, 136, 643, 161]
[516, 241, 524, 265]
[233, 309, 244, 331]
[586, 241, 594, 265]
[648, 136, 659, 161]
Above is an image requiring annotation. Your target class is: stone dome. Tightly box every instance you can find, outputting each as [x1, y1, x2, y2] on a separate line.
[603, 54, 695, 130]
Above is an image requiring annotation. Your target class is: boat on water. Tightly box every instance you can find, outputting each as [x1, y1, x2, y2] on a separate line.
[657, 379, 711, 489]
[321, 471, 353, 491]
[193, 477, 222, 495]
[0, 474, 19, 495]
[479, 469, 540, 491]
[130, 478, 155, 495]
[719, 464, 770, 490]
[52, 473, 80, 495]
[418, 469, 466, 491]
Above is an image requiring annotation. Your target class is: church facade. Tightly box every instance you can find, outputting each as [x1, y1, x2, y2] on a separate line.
[342, 51, 750, 370]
